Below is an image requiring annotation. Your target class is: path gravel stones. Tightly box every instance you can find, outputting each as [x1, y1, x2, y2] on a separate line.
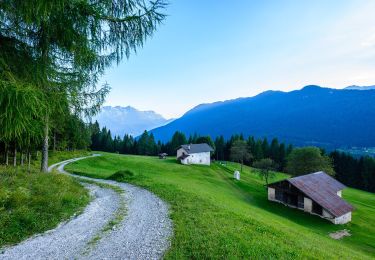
[0, 155, 173, 260]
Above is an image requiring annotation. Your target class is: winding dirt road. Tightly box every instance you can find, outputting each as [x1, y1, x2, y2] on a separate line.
[0, 155, 172, 260]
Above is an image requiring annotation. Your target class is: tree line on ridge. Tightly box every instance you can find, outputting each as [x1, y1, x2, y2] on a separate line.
[88, 121, 375, 192]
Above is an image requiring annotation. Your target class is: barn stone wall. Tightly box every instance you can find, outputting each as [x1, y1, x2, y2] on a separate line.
[333, 212, 352, 224]
[304, 197, 313, 212]
[268, 187, 275, 200]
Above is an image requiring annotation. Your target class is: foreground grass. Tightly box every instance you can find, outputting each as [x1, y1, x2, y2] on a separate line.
[66, 153, 375, 259]
[0, 150, 91, 248]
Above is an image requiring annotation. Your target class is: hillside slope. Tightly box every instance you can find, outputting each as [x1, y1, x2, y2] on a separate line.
[66, 154, 375, 259]
[150, 86, 375, 149]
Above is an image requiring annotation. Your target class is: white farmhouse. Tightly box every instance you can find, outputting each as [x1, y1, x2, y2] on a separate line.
[177, 143, 214, 165]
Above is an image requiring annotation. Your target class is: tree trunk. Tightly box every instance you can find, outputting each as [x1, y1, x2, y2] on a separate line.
[21, 152, 24, 166]
[28, 152, 31, 172]
[264, 171, 270, 189]
[53, 131, 56, 152]
[41, 116, 49, 172]
[13, 146, 17, 167]
[5, 148, 9, 166]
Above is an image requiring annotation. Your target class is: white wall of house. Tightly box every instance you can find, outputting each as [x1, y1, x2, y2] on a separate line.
[180, 157, 188, 164]
[187, 152, 211, 165]
[268, 187, 275, 200]
[304, 197, 313, 212]
[337, 190, 342, 197]
[333, 212, 352, 224]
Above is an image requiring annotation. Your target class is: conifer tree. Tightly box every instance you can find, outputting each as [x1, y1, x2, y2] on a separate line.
[0, 0, 166, 171]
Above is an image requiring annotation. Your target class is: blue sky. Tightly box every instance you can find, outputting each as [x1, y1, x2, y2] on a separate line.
[101, 0, 375, 118]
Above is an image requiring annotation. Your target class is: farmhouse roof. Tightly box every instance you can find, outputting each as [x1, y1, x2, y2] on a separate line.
[179, 143, 214, 154]
[270, 172, 353, 217]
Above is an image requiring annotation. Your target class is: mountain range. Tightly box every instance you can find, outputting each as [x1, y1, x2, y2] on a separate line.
[345, 85, 375, 90]
[93, 106, 172, 137]
[149, 85, 375, 149]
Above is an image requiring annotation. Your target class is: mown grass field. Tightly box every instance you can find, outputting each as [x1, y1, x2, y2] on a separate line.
[66, 153, 375, 259]
[0, 151, 91, 248]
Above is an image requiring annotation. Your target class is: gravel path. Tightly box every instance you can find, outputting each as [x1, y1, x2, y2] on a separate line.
[0, 155, 172, 260]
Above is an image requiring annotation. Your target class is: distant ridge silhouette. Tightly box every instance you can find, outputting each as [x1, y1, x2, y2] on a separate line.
[149, 86, 375, 149]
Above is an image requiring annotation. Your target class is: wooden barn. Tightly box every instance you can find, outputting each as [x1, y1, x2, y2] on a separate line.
[267, 172, 353, 224]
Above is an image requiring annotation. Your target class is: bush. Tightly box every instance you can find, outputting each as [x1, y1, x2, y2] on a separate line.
[107, 170, 135, 182]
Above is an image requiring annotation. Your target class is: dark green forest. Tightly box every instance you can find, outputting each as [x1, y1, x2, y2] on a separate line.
[2, 116, 374, 192]
[88, 120, 375, 193]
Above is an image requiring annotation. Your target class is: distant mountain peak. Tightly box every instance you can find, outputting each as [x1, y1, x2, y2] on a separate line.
[300, 85, 332, 93]
[302, 85, 322, 90]
[94, 106, 172, 137]
[345, 85, 375, 90]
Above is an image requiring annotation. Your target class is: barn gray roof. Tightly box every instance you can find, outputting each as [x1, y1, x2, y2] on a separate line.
[290, 171, 346, 193]
[271, 172, 353, 217]
[179, 143, 214, 154]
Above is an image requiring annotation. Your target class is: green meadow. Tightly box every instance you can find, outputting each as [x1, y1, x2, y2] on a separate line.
[0, 151, 90, 248]
[66, 153, 375, 259]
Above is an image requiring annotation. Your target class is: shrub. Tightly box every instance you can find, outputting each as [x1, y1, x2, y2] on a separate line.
[107, 170, 135, 182]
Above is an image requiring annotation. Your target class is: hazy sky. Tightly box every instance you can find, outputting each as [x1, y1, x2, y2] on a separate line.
[101, 0, 375, 118]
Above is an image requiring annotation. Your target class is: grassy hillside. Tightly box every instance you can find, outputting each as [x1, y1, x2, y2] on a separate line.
[66, 153, 375, 259]
[0, 151, 91, 248]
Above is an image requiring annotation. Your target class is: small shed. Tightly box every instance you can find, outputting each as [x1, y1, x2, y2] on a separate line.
[158, 153, 168, 159]
[267, 172, 354, 224]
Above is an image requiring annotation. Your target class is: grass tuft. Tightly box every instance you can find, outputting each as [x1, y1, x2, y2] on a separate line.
[106, 170, 135, 182]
